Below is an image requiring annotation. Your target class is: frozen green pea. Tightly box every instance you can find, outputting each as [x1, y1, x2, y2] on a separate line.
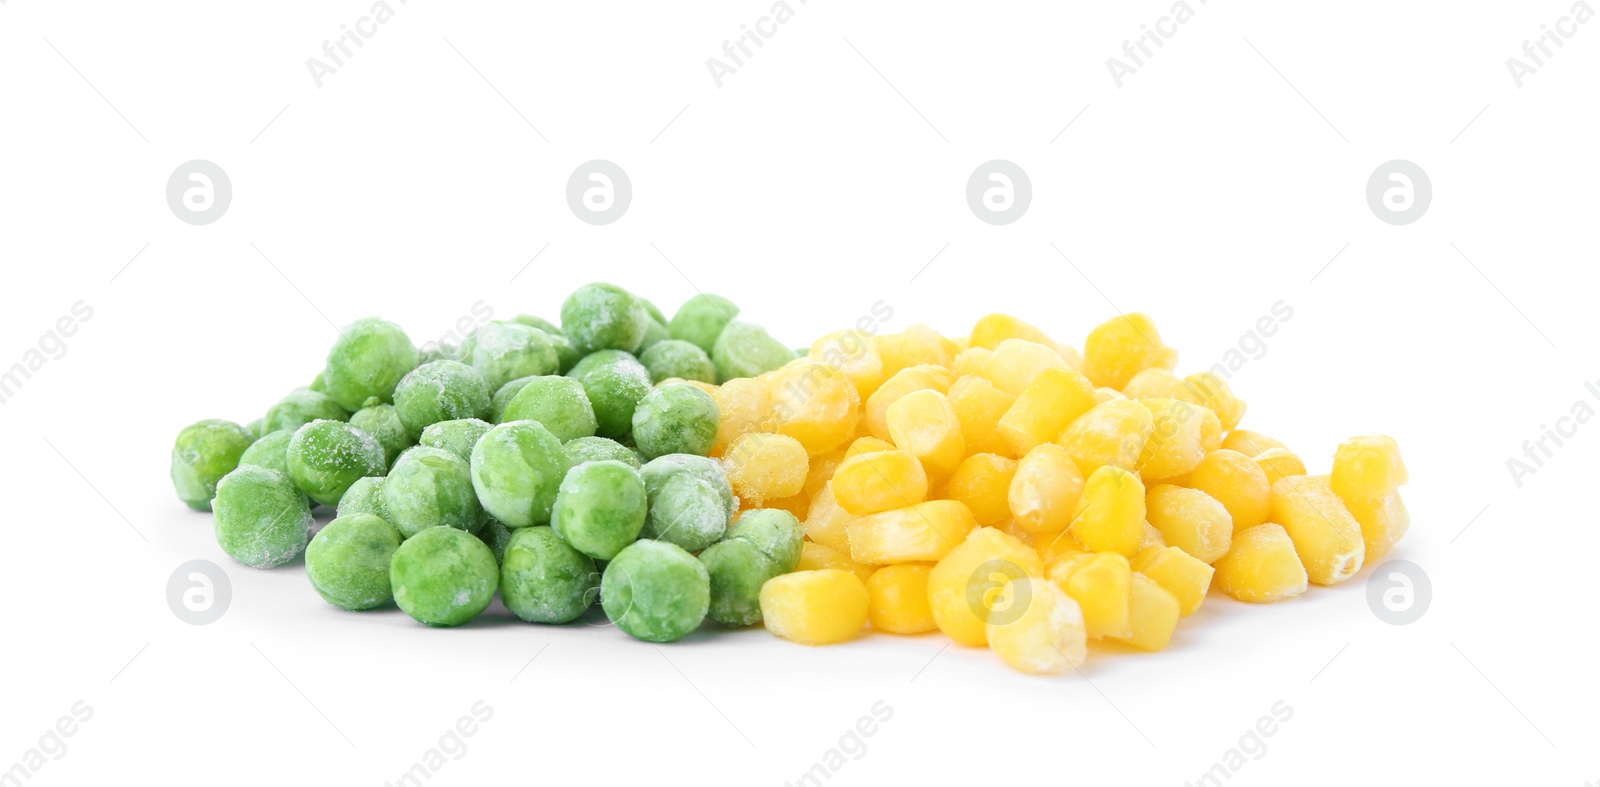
[637, 318, 670, 353]
[309, 373, 327, 392]
[393, 360, 491, 438]
[641, 454, 737, 521]
[470, 421, 570, 528]
[500, 376, 598, 441]
[639, 340, 716, 385]
[490, 376, 535, 423]
[238, 429, 294, 477]
[286, 420, 387, 507]
[501, 526, 600, 623]
[564, 436, 640, 469]
[724, 508, 803, 574]
[417, 342, 459, 365]
[264, 388, 348, 434]
[550, 460, 647, 560]
[631, 383, 720, 459]
[669, 293, 740, 354]
[349, 404, 412, 467]
[458, 322, 560, 392]
[712, 321, 796, 383]
[699, 539, 771, 626]
[640, 297, 668, 327]
[384, 446, 484, 537]
[213, 465, 313, 568]
[337, 476, 389, 522]
[418, 418, 493, 463]
[479, 518, 514, 563]
[641, 473, 727, 552]
[566, 349, 637, 382]
[246, 417, 265, 440]
[511, 315, 580, 372]
[321, 317, 419, 411]
[305, 513, 403, 611]
[390, 525, 499, 627]
[580, 357, 652, 439]
[601, 539, 710, 643]
[171, 419, 254, 510]
[561, 282, 651, 355]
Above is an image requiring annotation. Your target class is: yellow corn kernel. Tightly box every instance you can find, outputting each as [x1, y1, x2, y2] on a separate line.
[1189, 449, 1272, 530]
[1081, 313, 1177, 390]
[865, 563, 937, 634]
[1136, 398, 1206, 481]
[986, 577, 1088, 674]
[1008, 443, 1085, 534]
[760, 569, 870, 645]
[1092, 387, 1126, 404]
[951, 347, 993, 379]
[803, 483, 854, 553]
[1111, 573, 1181, 651]
[945, 453, 1019, 526]
[1222, 429, 1287, 456]
[1133, 546, 1214, 617]
[876, 324, 953, 379]
[1212, 524, 1308, 603]
[764, 362, 860, 455]
[863, 365, 953, 442]
[723, 432, 808, 506]
[1034, 527, 1087, 565]
[765, 490, 813, 519]
[1331, 435, 1408, 501]
[1343, 492, 1410, 564]
[970, 313, 1057, 351]
[1140, 521, 1166, 550]
[1059, 398, 1155, 475]
[1069, 466, 1146, 556]
[885, 389, 965, 480]
[1199, 407, 1223, 454]
[1046, 551, 1132, 640]
[928, 527, 1043, 646]
[986, 339, 1072, 395]
[947, 375, 1017, 456]
[1270, 474, 1365, 585]
[997, 367, 1098, 457]
[710, 377, 769, 457]
[1122, 368, 1187, 400]
[669, 379, 719, 397]
[1254, 448, 1307, 485]
[846, 500, 977, 565]
[1145, 484, 1233, 564]
[804, 449, 845, 499]
[1178, 372, 1246, 431]
[810, 329, 886, 400]
[844, 436, 895, 460]
[832, 449, 929, 515]
[798, 540, 874, 584]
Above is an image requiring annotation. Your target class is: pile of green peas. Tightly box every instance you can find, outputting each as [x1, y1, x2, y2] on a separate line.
[170, 283, 804, 641]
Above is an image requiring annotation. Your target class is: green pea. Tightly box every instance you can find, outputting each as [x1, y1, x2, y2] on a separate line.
[601, 540, 710, 643]
[699, 539, 771, 626]
[479, 518, 514, 564]
[639, 297, 668, 327]
[511, 315, 580, 373]
[337, 476, 389, 522]
[384, 446, 484, 537]
[723, 508, 803, 574]
[458, 322, 560, 392]
[171, 419, 254, 510]
[417, 342, 460, 365]
[393, 360, 491, 438]
[500, 376, 598, 441]
[469, 421, 570, 528]
[309, 372, 327, 392]
[238, 429, 294, 477]
[550, 460, 647, 560]
[561, 282, 651, 355]
[321, 317, 419, 411]
[264, 388, 348, 434]
[390, 526, 499, 627]
[490, 376, 535, 423]
[566, 349, 638, 382]
[305, 513, 403, 611]
[637, 318, 670, 353]
[245, 417, 265, 440]
[213, 465, 313, 568]
[500, 526, 600, 624]
[631, 383, 719, 459]
[640, 472, 727, 553]
[418, 418, 493, 463]
[348, 404, 412, 467]
[564, 436, 640, 469]
[579, 356, 652, 439]
[639, 339, 716, 384]
[669, 293, 740, 354]
[641, 454, 737, 522]
[712, 321, 795, 383]
[286, 420, 388, 507]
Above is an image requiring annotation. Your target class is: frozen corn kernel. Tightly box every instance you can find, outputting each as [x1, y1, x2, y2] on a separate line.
[760, 569, 870, 645]
[1140, 521, 1167, 550]
[1199, 407, 1223, 453]
[1331, 435, 1408, 502]
[1343, 492, 1410, 564]
[1254, 448, 1307, 485]
[803, 449, 845, 497]
[947, 375, 1017, 456]
[945, 453, 1019, 526]
[723, 432, 808, 506]
[986, 577, 1088, 674]
[1145, 485, 1233, 564]
[1189, 449, 1272, 530]
[765, 490, 813, 519]
[1111, 574, 1181, 651]
[844, 436, 895, 459]
[886, 389, 966, 480]
[798, 540, 874, 584]
[710, 377, 769, 457]
[865, 563, 937, 634]
[1081, 313, 1177, 390]
[832, 449, 929, 515]
[765, 362, 861, 455]
[1136, 398, 1206, 481]
[876, 325, 953, 379]
[1212, 524, 1308, 602]
[1009, 443, 1086, 534]
[970, 314, 1056, 352]
[1093, 387, 1126, 404]
[810, 329, 886, 400]
[1222, 429, 1287, 456]
[998, 367, 1098, 457]
[803, 483, 854, 553]
[1046, 551, 1132, 640]
[1122, 368, 1187, 400]
[1178, 372, 1246, 431]
[863, 365, 953, 442]
[846, 500, 977, 565]
[1035, 527, 1087, 565]
[987, 339, 1071, 395]
[1270, 474, 1364, 585]
[951, 347, 993, 379]
[1069, 466, 1146, 556]
[928, 527, 1043, 646]
[1133, 546, 1214, 617]
[1059, 398, 1155, 475]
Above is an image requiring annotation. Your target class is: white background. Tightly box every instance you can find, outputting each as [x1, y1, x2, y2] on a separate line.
[2, 1, 1596, 784]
